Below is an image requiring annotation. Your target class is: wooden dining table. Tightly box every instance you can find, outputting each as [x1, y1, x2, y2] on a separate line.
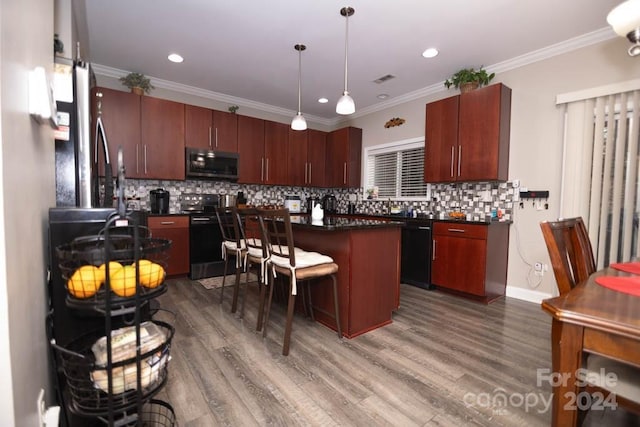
[541, 266, 640, 426]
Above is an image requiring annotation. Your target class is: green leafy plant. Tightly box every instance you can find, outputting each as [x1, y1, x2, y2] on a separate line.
[228, 105, 239, 113]
[444, 66, 495, 90]
[119, 72, 154, 94]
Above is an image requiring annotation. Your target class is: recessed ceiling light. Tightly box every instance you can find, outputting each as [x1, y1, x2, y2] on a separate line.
[168, 53, 184, 63]
[377, 94, 389, 100]
[422, 48, 439, 58]
[318, 97, 329, 104]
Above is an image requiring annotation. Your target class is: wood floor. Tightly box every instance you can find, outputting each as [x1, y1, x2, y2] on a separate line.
[152, 278, 633, 426]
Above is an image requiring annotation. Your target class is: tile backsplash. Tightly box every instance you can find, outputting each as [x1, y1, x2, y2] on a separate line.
[118, 179, 516, 221]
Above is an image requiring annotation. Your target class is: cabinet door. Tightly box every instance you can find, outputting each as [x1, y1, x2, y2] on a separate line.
[148, 216, 190, 276]
[141, 97, 185, 180]
[288, 129, 308, 187]
[326, 127, 362, 188]
[432, 234, 486, 295]
[185, 105, 213, 149]
[237, 115, 265, 184]
[212, 110, 238, 152]
[424, 96, 459, 183]
[264, 121, 288, 185]
[458, 83, 511, 181]
[307, 129, 326, 187]
[92, 87, 141, 178]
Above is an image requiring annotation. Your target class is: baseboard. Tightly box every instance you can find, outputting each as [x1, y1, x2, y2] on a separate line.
[505, 286, 553, 304]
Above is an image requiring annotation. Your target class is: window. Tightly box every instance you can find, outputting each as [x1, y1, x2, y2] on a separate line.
[364, 138, 429, 199]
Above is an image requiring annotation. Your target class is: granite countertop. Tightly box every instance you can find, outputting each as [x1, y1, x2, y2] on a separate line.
[339, 213, 512, 225]
[290, 215, 403, 231]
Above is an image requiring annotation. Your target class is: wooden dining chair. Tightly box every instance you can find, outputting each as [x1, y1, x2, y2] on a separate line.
[541, 217, 640, 417]
[215, 206, 246, 312]
[540, 217, 595, 295]
[256, 207, 342, 356]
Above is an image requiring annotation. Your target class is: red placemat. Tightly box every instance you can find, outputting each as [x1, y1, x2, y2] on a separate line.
[595, 276, 640, 297]
[610, 262, 640, 275]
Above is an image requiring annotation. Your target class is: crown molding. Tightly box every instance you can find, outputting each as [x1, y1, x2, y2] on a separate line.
[94, 28, 616, 129]
[344, 27, 617, 122]
[91, 64, 334, 127]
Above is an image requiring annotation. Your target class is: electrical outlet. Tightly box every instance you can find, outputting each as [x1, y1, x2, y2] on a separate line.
[534, 262, 545, 276]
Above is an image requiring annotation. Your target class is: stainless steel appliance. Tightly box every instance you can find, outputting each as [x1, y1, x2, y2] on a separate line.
[150, 188, 170, 214]
[400, 218, 435, 290]
[54, 58, 112, 208]
[181, 194, 227, 279]
[322, 193, 337, 214]
[185, 147, 239, 181]
[219, 194, 236, 207]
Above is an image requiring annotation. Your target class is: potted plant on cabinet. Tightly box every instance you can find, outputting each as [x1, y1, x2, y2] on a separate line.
[444, 66, 495, 93]
[119, 72, 154, 95]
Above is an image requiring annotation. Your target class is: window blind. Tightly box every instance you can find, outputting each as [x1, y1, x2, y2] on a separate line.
[366, 144, 427, 198]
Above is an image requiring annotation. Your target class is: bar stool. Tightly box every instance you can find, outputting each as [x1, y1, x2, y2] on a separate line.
[214, 206, 245, 313]
[257, 207, 342, 356]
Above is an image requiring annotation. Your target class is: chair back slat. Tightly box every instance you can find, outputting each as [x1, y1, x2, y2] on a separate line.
[215, 206, 244, 246]
[241, 208, 268, 259]
[540, 217, 596, 295]
[256, 208, 296, 267]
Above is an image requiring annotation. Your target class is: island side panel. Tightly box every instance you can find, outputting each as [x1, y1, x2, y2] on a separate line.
[293, 224, 401, 338]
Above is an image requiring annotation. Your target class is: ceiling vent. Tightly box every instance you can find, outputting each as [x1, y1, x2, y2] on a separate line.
[373, 74, 395, 84]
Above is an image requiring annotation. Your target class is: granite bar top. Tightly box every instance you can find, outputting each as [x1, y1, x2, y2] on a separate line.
[338, 213, 512, 226]
[290, 215, 403, 231]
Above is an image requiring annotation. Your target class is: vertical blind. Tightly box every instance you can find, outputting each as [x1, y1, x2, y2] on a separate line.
[560, 88, 640, 268]
[366, 145, 428, 199]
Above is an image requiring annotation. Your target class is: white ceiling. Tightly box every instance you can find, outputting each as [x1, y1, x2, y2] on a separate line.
[81, 0, 620, 123]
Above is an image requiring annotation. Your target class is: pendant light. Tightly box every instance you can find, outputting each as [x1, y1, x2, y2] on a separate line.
[336, 6, 355, 115]
[291, 44, 308, 130]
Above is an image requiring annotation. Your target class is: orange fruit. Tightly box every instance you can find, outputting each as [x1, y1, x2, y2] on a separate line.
[97, 261, 124, 285]
[110, 265, 137, 297]
[139, 262, 165, 288]
[67, 265, 102, 298]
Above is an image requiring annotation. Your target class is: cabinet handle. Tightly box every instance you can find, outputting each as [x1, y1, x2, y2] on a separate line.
[208, 126, 212, 147]
[304, 163, 308, 184]
[432, 239, 436, 261]
[458, 145, 462, 177]
[418, 226, 431, 230]
[309, 163, 312, 184]
[450, 146, 455, 177]
[136, 144, 140, 174]
[160, 221, 175, 225]
[215, 127, 219, 148]
[448, 228, 465, 233]
[144, 145, 148, 174]
[261, 157, 264, 181]
[266, 158, 269, 182]
[343, 162, 347, 185]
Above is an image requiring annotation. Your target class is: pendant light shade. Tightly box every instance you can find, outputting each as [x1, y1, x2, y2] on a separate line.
[607, 0, 640, 56]
[291, 44, 307, 130]
[337, 7, 355, 115]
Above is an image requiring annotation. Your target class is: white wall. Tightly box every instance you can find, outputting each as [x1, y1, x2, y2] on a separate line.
[1, 0, 56, 425]
[346, 37, 640, 301]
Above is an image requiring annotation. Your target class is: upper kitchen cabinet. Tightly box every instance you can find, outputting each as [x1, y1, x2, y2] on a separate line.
[237, 115, 265, 184]
[326, 127, 362, 188]
[424, 83, 511, 183]
[287, 128, 327, 187]
[91, 87, 140, 178]
[264, 120, 288, 185]
[140, 96, 185, 180]
[212, 110, 238, 152]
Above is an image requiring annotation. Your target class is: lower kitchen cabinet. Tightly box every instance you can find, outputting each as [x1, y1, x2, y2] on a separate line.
[431, 221, 509, 303]
[148, 215, 190, 276]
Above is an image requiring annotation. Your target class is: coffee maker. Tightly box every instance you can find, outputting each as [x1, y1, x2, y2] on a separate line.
[150, 188, 170, 214]
[322, 193, 337, 214]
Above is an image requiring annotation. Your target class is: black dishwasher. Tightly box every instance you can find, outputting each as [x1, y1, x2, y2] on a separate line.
[401, 219, 434, 289]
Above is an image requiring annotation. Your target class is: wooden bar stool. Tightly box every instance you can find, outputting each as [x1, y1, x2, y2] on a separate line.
[257, 208, 342, 356]
[215, 206, 246, 313]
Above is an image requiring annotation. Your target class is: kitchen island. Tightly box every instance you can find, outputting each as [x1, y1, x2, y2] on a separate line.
[289, 215, 402, 338]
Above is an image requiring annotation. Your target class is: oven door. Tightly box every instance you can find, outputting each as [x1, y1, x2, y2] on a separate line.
[189, 215, 227, 279]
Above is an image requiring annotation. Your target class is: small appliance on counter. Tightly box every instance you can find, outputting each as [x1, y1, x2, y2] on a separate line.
[219, 194, 236, 208]
[307, 196, 320, 214]
[284, 195, 301, 213]
[322, 193, 337, 214]
[150, 188, 170, 214]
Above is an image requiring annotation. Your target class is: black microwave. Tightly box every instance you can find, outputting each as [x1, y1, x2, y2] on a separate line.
[185, 147, 239, 181]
